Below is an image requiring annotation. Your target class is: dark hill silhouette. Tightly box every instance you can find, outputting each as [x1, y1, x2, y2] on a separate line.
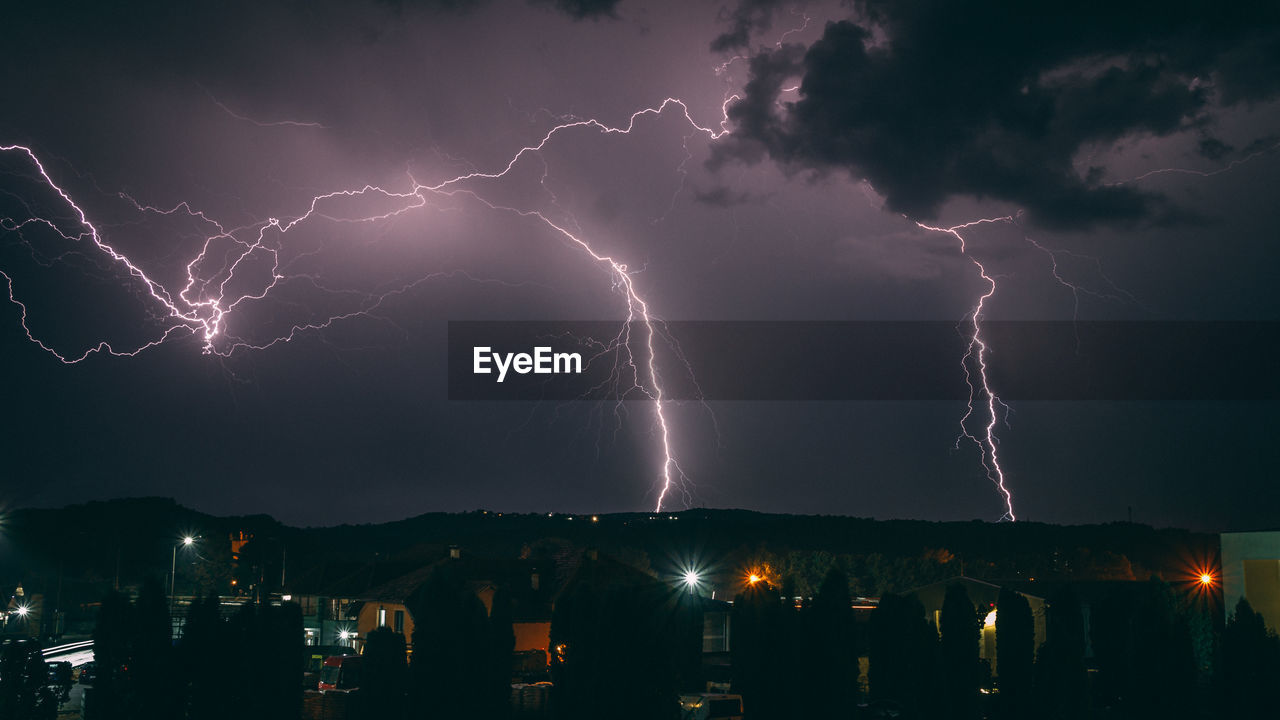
[0, 498, 1217, 624]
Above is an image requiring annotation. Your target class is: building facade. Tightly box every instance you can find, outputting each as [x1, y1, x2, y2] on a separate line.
[1221, 530, 1280, 632]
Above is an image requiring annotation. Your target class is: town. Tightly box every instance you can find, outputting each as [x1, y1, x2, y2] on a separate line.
[1, 499, 1276, 719]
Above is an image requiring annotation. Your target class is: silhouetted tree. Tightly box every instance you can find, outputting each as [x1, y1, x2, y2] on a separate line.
[1033, 587, 1086, 720]
[869, 592, 936, 717]
[91, 589, 136, 720]
[261, 602, 304, 720]
[938, 583, 980, 719]
[731, 580, 787, 719]
[994, 588, 1033, 719]
[774, 575, 805, 705]
[486, 589, 516, 719]
[669, 590, 705, 693]
[1132, 579, 1197, 718]
[1092, 578, 1197, 719]
[132, 577, 176, 720]
[408, 565, 495, 719]
[802, 567, 856, 717]
[1221, 597, 1280, 719]
[0, 639, 57, 720]
[363, 626, 409, 720]
[180, 593, 225, 720]
[221, 600, 302, 720]
[550, 558, 686, 720]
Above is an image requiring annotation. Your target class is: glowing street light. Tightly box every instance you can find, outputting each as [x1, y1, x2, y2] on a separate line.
[171, 534, 199, 617]
[683, 570, 700, 594]
[338, 627, 357, 648]
[15, 605, 29, 617]
[1200, 572, 1214, 586]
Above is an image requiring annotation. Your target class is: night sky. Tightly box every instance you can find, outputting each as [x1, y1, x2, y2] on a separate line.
[2, 0, 1278, 530]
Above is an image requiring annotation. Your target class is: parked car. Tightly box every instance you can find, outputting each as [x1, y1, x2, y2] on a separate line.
[303, 645, 354, 688]
[77, 662, 96, 685]
[318, 655, 362, 692]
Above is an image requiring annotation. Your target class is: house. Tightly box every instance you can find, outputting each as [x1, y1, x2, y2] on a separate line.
[290, 547, 554, 659]
[1221, 530, 1280, 632]
[910, 576, 1046, 675]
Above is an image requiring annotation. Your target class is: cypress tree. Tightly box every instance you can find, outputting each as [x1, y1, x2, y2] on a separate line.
[92, 589, 136, 720]
[407, 565, 491, 719]
[730, 580, 785, 719]
[486, 588, 516, 719]
[1034, 586, 1087, 720]
[806, 567, 856, 717]
[994, 588, 1033, 719]
[181, 593, 226, 720]
[362, 626, 409, 720]
[132, 577, 176, 720]
[938, 583, 980, 719]
[868, 592, 935, 716]
[549, 562, 683, 720]
[1222, 597, 1280, 718]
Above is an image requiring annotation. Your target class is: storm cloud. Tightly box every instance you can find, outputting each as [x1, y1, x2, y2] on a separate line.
[712, 0, 1280, 228]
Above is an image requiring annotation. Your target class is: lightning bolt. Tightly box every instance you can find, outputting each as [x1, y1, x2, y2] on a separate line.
[0, 97, 730, 512]
[916, 217, 1018, 522]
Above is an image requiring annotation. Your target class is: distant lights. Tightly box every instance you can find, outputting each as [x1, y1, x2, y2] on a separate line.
[1189, 563, 1219, 593]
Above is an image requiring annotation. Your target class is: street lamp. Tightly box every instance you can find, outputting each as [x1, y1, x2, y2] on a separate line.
[170, 535, 197, 618]
[338, 628, 357, 649]
[683, 570, 700, 595]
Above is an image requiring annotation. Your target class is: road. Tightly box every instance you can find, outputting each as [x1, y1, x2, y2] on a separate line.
[43, 640, 93, 719]
[43, 639, 94, 667]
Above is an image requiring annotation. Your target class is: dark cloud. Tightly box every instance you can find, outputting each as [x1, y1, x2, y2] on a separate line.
[710, 0, 786, 52]
[1242, 134, 1280, 155]
[711, 0, 1280, 228]
[529, 0, 623, 20]
[1198, 137, 1234, 161]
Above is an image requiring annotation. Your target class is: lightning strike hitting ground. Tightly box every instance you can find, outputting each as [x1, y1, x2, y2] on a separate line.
[917, 217, 1018, 522]
[0, 97, 730, 512]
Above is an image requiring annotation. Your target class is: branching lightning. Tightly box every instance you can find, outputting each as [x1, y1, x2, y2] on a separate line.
[9, 2, 1262, 521]
[916, 217, 1018, 522]
[0, 97, 730, 511]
